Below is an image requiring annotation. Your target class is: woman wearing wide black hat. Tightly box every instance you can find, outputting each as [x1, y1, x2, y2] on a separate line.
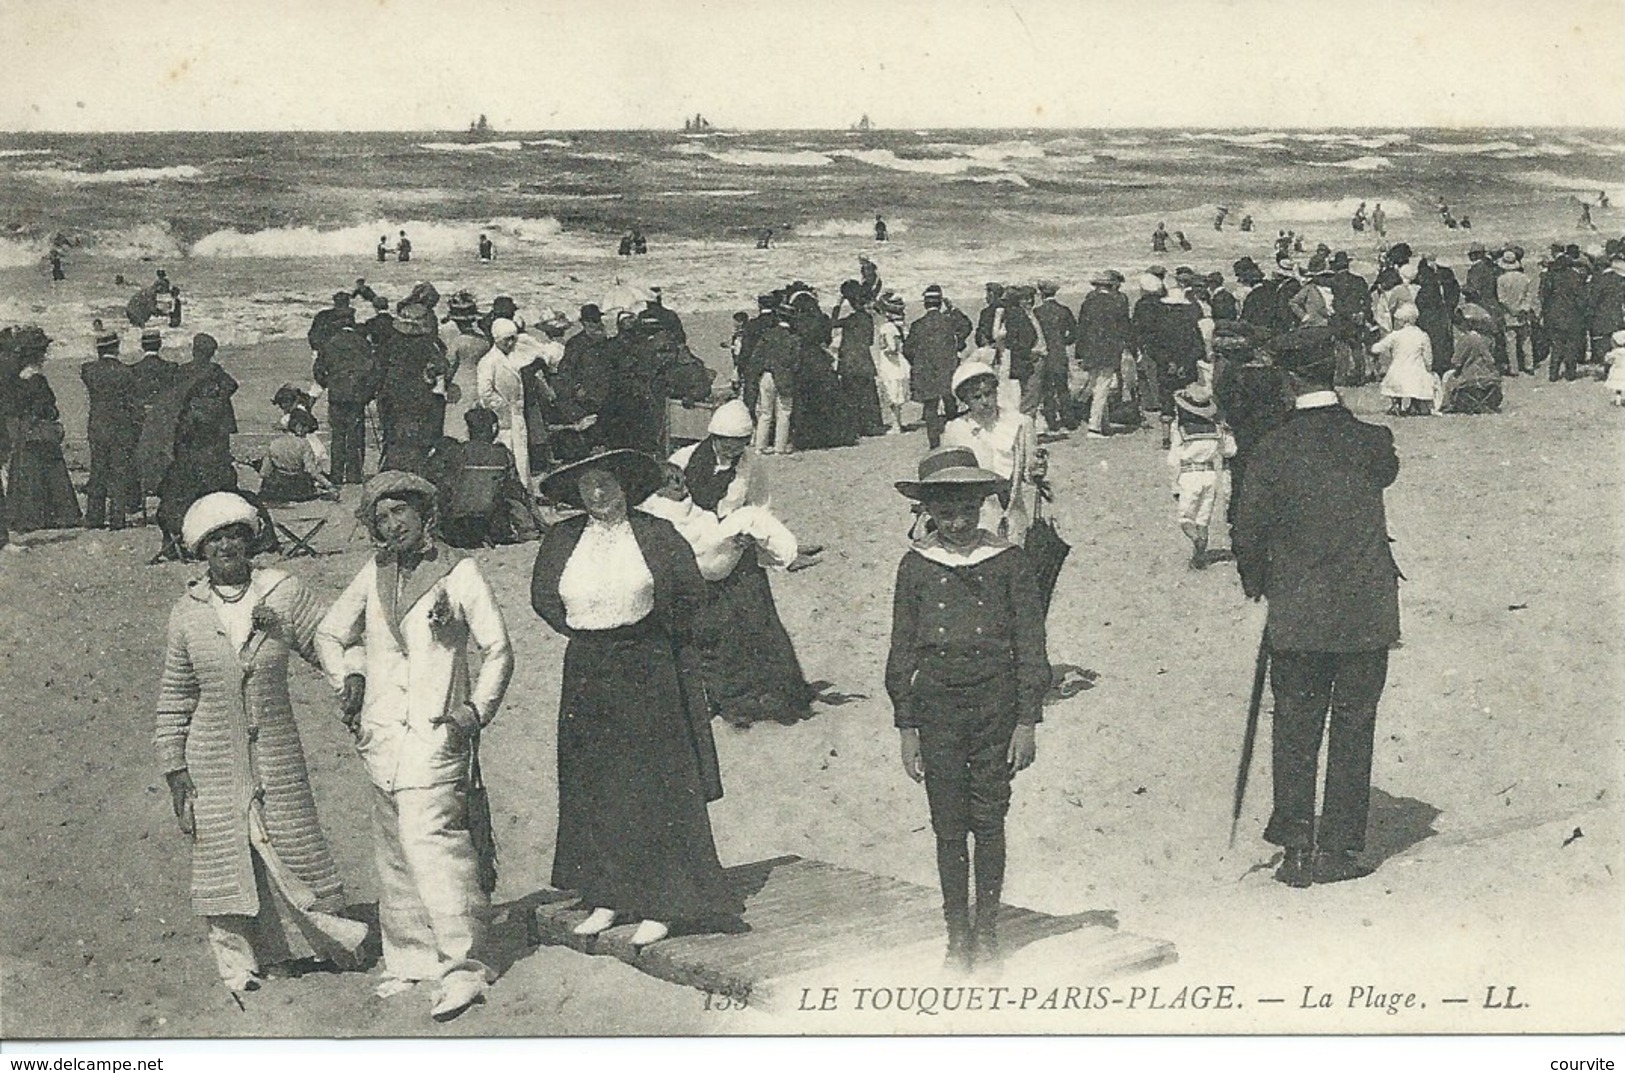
[530, 450, 742, 948]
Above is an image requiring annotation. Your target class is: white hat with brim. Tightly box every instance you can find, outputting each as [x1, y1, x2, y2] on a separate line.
[706, 399, 755, 439]
[895, 446, 1004, 501]
[950, 361, 999, 399]
[182, 492, 262, 557]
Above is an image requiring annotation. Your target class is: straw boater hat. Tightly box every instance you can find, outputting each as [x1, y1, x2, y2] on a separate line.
[1174, 383, 1218, 421]
[1088, 270, 1117, 287]
[950, 361, 999, 399]
[894, 446, 1003, 501]
[541, 449, 664, 510]
[182, 491, 262, 557]
[706, 399, 755, 439]
[1498, 250, 1521, 270]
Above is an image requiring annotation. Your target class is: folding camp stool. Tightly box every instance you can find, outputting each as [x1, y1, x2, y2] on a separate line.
[261, 502, 331, 559]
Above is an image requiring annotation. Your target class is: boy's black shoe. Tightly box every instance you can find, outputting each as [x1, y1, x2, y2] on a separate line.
[1312, 851, 1375, 885]
[1274, 848, 1313, 888]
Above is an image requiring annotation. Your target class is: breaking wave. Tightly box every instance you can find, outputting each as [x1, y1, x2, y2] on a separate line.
[676, 145, 833, 167]
[1260, 197, 1412, 222]
[833, 149, 999, 176]
[797, 216, 909, 239]
[417, 140, 527, 152]
[0, 148, 53, 159]
[0, 238, 43, 268]
[188, 216, 577, 258]
[19, 165, 204, 184]
[1418, 140, 1522, 155]
[1308, 155, 1394, 171]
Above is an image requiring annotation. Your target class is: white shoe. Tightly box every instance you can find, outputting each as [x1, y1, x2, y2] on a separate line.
[629, 920, 669, 948]
[373, 975, 417, 999]
[572, 907, 617, 936]
[430, 972, 486, 1022]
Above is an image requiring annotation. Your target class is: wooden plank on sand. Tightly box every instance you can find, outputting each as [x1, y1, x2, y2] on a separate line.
[531, 855, 1177, 1009]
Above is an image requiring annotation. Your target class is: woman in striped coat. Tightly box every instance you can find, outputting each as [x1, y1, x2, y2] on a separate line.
[155, 492, 366, 995]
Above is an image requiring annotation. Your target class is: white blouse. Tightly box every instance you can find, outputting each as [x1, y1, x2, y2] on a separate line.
[557, 519, 656, 630]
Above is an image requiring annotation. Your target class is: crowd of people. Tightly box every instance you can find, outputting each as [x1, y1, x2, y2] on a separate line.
[1, 214, 1623, 1016]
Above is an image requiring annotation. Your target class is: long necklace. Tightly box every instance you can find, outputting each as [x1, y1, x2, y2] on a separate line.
[210, 580, 252, 603]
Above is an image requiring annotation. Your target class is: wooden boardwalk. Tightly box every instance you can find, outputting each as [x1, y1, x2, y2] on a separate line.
[531, 855, 1176, 1011]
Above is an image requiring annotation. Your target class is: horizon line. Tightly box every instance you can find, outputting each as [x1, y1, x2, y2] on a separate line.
[4, 123, 1625, 136]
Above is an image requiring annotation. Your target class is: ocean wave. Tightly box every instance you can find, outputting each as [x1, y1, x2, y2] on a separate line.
[925, 140, 1048, 162]
[417, 140, 527, 152]
[1487, 142, 1576, 159]
[703, 148, 833, 167]
[0, 237, 43, 268]
[0, 148, 52, 159]
[1189, 132, 1291, 147]
[1307, 155, 1394, 171]
[1513, 170, 1625, 200]
[187, 215, 575, 259]
[1261, 197, 1412, 222]
[87, 223, 188, 260]
[525, 139, 573, 148]
[1418, 140, 1522, 155]
[832, 148, 1001, 176]
[951, 172, 1031, 187]
[19, 165, 204, 185]
[796, 216, 909, 239]
[656, 189, 760, 197]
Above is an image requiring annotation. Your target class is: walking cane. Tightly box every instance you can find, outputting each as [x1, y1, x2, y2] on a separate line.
[1229, 631, 1270, 848]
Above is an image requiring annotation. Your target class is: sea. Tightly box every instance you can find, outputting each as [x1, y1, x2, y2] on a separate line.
[2, 127, 1622, 347]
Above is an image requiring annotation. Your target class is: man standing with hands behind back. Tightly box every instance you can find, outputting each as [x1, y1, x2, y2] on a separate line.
[1232, 327, 1401, 889]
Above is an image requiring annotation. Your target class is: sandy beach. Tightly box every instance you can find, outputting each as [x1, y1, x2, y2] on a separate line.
[2, 302, 1621, 1035]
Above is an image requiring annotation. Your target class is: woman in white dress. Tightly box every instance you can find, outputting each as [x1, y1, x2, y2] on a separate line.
[941, 362, 1042, 545]
[1371, 303, 1437, 416]
[874, 291, 911, 434]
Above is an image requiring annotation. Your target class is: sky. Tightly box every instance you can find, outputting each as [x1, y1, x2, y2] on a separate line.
[2, 0, 1623, 132]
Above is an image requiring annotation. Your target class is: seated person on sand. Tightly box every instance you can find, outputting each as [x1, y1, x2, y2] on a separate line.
[272, 383, 329, 474]
[637, 461, 815, 581]
[255, 409, 339, 503]
[427, 407, 541, 547]
[1439, 307, 1503, 415]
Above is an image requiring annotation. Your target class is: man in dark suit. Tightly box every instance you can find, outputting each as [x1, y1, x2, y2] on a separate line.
[313, 320, 379, 485]
[1233, 327, 1401, 888]
[80, 326, 140, 529]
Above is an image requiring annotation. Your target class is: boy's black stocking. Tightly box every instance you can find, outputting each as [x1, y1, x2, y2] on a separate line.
[936, 835, 972, 957]
[972, 831, 1006, 958]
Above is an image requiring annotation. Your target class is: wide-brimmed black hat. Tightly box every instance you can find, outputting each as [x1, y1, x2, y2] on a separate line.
[895, 446, 1003, 501]
[541, 449, 664, 509]
[1269, 326, 1338, 379]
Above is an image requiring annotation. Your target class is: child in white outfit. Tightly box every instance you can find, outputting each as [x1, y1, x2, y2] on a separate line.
[1604, 329, 1625, 406]
[639, 463, 799, 581]
[1167, 385, 1237, 569]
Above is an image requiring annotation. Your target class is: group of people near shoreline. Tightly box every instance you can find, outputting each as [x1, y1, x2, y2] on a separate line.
[1, 218, 1623, 1016]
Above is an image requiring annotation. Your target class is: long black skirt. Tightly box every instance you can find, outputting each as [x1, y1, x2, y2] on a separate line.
[840, 372, 887, 436]
[552, 621, 741, 925]
[698, 555, 814, 727]
[6, 443, 81, 532]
